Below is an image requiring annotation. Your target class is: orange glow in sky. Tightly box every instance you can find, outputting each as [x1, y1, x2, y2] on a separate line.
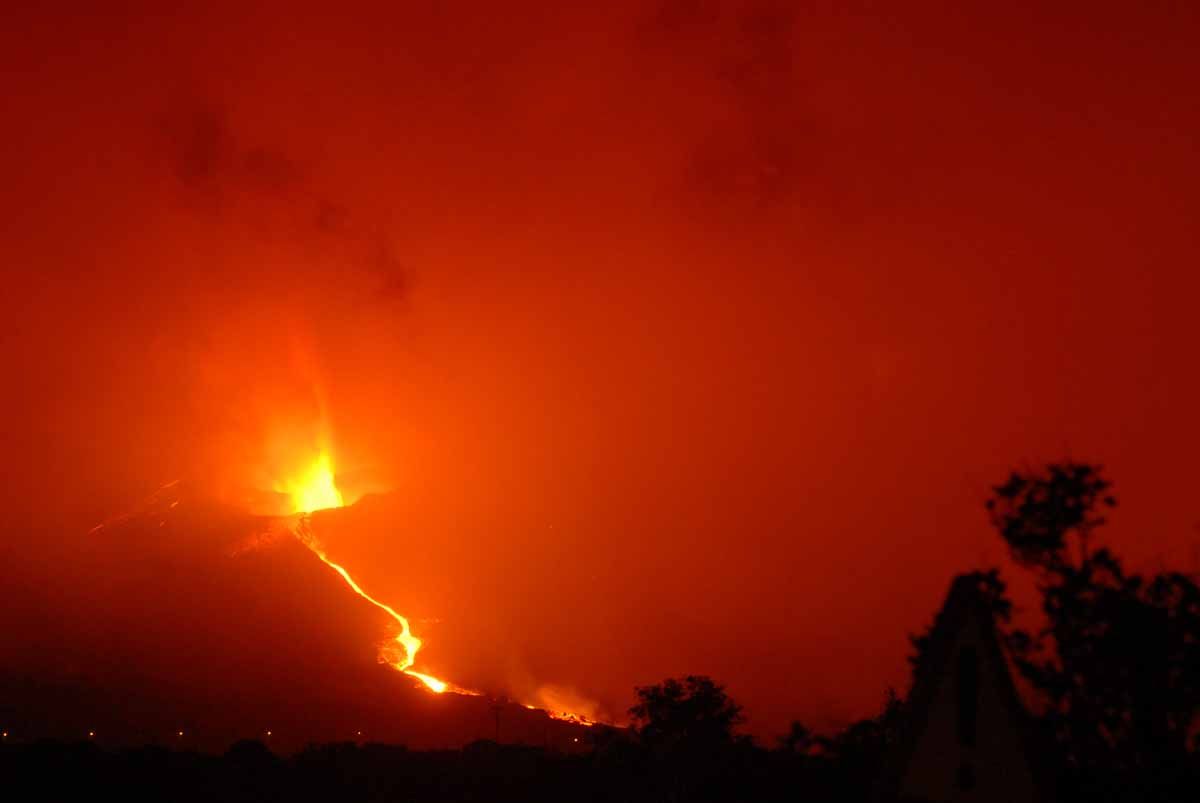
[6, 2, 1199, 740]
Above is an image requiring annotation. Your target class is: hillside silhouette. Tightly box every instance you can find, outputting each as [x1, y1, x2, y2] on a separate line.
[0, 484, 596, 752]
[3, 463, 1199, 802]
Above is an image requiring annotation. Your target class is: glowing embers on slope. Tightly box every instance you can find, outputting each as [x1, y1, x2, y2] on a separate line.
[526, 686, 602, 727]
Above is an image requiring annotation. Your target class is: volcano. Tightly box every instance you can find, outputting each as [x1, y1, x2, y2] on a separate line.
[0, 483, 601, 753]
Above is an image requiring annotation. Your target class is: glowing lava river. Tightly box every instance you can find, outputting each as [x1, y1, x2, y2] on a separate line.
[281, 455, 478, 696]
[87, 452, 604, 727]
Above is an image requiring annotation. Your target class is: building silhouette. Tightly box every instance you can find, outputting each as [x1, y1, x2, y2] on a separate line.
[881, 574, 1050, 802]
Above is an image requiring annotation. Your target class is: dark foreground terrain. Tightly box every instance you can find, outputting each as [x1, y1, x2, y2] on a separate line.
[4, 730, 1198, 803]
[1, 736, 835, 803]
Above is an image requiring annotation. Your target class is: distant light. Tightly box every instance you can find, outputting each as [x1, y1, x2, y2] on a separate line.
[573, 737, 579, 743]
[88, 731, 95, 738]
[356, 731, 362, 736]
[177, 731, 184, 737]
[2, 732, 8, 738]
[266, 730, 272, 737]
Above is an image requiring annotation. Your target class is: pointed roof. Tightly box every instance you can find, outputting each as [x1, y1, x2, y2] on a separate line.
[879, 574, 1052, 802]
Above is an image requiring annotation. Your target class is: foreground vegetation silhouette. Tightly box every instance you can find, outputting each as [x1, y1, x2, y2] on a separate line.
[3, 462, 1197, 801]
[985, 462, 1200, 800]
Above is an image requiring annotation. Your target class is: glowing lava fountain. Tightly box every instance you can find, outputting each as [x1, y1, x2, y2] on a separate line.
[280, 455, 469, 695]
[276, 453, 344, 515]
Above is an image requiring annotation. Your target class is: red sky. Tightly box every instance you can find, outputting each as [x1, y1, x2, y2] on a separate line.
[2, 1, 1199, 739]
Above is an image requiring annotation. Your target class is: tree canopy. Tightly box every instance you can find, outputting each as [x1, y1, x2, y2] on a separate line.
[629, 675, 744, 749]
[985, 462, 1200, 773]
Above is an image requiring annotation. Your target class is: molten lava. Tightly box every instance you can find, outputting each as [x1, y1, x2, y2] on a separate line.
[275, 453, 344, 514]
[276, 451, 602, 721]
[89, 456, 605, 726]
[282, 454, 457, 694]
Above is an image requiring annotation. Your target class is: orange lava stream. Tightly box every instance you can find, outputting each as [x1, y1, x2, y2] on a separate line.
[282, 454, 467, 695]
[297, 528, 453, 693]
[281, 452, 603, 719]
[91, 464, 602, 722]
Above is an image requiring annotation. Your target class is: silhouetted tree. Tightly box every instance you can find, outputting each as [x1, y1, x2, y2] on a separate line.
[818, 688, 905, 764]
[985, 462, 1200, 785]
[812, 688, 905, 802]
[629, 675, 743, 750]
[778, 720, 813, 754]
[987, 461, 1115, 569]
[629, 676, 748, 802]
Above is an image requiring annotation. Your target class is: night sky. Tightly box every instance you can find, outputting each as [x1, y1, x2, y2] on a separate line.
[2, 2, 1198, 739]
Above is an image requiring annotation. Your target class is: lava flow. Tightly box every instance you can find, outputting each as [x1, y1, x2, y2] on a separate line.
[280, 454, 469, 695]
[278, 452, 602, 724]
[87, 455, 603, 725]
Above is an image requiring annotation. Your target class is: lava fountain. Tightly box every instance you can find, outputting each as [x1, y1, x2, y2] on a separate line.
[275, 453, 343, 514]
